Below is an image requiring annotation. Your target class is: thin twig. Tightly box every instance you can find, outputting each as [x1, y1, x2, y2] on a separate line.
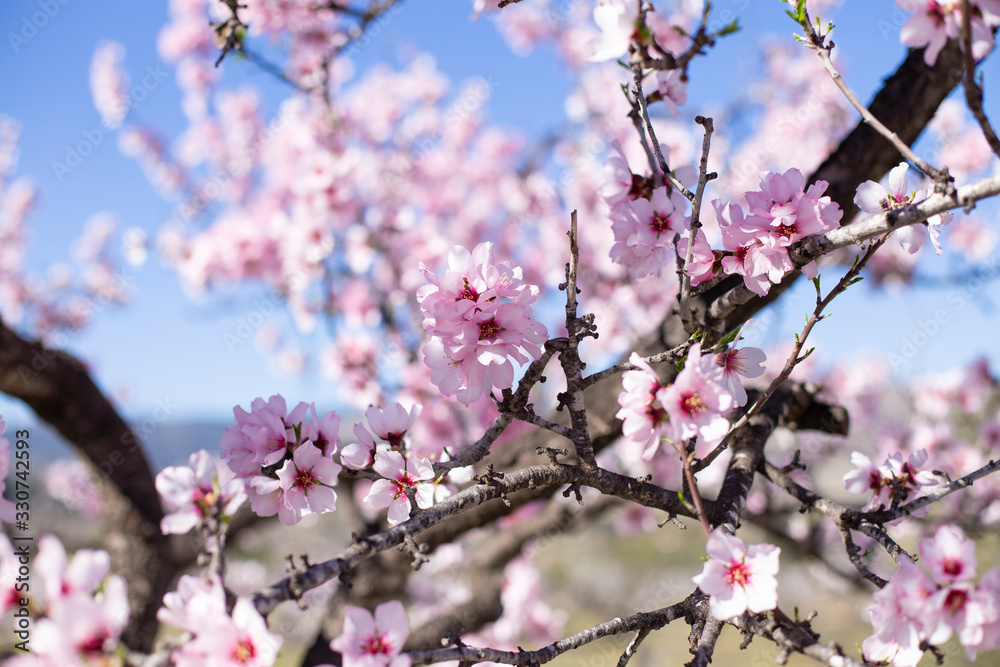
[796, 7, 950, 186]
[695, 237, 884, 472]
[960, 0, 1000, 158]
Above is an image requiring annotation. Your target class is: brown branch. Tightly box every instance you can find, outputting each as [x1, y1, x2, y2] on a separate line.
[0, 317, 174, 650]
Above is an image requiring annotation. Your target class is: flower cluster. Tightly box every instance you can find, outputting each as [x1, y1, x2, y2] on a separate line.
[4, 535, 129, 666]
[708, 168, 843, 296]
[156, 449, 248, 535]
[692, 529, 781, 620]
[897, 0, 1000, 66]
[843, 448, 942, 513]
[159, 573, 282, 667]
[418, 242, 548, 406]
[330, 600, 411, 667]
[615, 340, 765, 460]
[863, 525, 1000, 665]
[609, 184, 690, 279]
[220, 395, 343, 526]
[854, 162, 953, 255]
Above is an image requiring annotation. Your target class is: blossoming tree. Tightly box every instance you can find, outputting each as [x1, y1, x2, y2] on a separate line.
[3, 0, 1000, 666]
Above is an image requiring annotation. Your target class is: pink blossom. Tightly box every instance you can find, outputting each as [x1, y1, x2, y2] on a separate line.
[330, 600, 411, 667]
[921, 524, 977, 585]
[676, 228, 719, 286]
[34, 534, 110, 604]
[156, 449, 248, 535]
[341, 422, 381, 470]
[173, 597, 282, 667]
[659, 343, 733, 445]
[157, 573, 228, 634]
[274, 440, 343, 524]
[853, 162, 952, 254]
[864, 526, 999, 664]
[585, 0, 640, 62]
[33, 574, 130, 665]
[692, 529, 780, 620]
[713, 325, 767, 407]
[843, 451, 891, 511]
[419, 242, 547, 405]
[365, 450, 436, 525]
[898, 0, 997, 66]
[364, 403, 421, 450]
[656, 70, 688, 117]
[90, 41, 130, 130]
[615, 352, 672, 460]
[609, 185, 688, 278]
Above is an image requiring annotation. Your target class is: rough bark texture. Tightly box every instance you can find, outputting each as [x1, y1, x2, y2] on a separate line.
[0, 318, 174, 650]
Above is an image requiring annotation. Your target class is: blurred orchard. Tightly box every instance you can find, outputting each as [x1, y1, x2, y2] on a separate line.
[2, 0, 1000, 665]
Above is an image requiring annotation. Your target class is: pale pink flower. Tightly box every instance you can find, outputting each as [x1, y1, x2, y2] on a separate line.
[615, 352, 672, 460]
[365, 450, 436, 525]
[843, 451, 891, 510]
[659, 343, 733, 445]
[33, 574, 130, 665]
[341, 422, 381, 470]
[921, 524, 977, 585]
[330, 600, 412, 667]
[585, 0, 640, 62]
[90, 41, 130, 129]
[714, 324, 767, 407]
[692, 529, 780, 620]
[364, 403, 421, 450]
[419, 243, 547, 405]
[34, 534, 110, 604]
[854, 162, 952, 254]
[173, 597, 282, 667]
[656, 69, 688, 117]
[157, 573, 228, 634]
[274, 440, 343, 524]
[156, 449, 248, 535]
[609, 185, 688, 278]
[676, 228, 719, 286]
[898, 0, 997, 66]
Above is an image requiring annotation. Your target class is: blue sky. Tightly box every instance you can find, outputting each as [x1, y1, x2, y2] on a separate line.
[1, 0, 998, 433]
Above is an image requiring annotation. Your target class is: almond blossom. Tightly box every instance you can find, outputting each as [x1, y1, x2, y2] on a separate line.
[220, 396, 344, 524]
[155, 449, 248, 535]
[863, 525, 1000, 665]
[609, 185, 688, 278]
[615, 352, 672, 460]
[714, 169, 841, 296]
[659, 342, 733, 446]
[330, 599, 411, 667]
[365, 450, 436, 525]
[713, 327, 767, 407]
[854, 162, 953, 254]
[692, 529, 781, 620]
[585, 0, 641, 62]
[843, 448, 941, 514]
[418, 242, 547, 406]
[897, 0, 1000, 66]
[172, 597, 282, 667]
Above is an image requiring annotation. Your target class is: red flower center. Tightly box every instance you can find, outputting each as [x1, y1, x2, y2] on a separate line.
[362, 631, 393, 654]
[682, 391, 706, 416]
[232, 638, 257, 663]
[726, 561, 750, 588]
[479, 317, 504, 340]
